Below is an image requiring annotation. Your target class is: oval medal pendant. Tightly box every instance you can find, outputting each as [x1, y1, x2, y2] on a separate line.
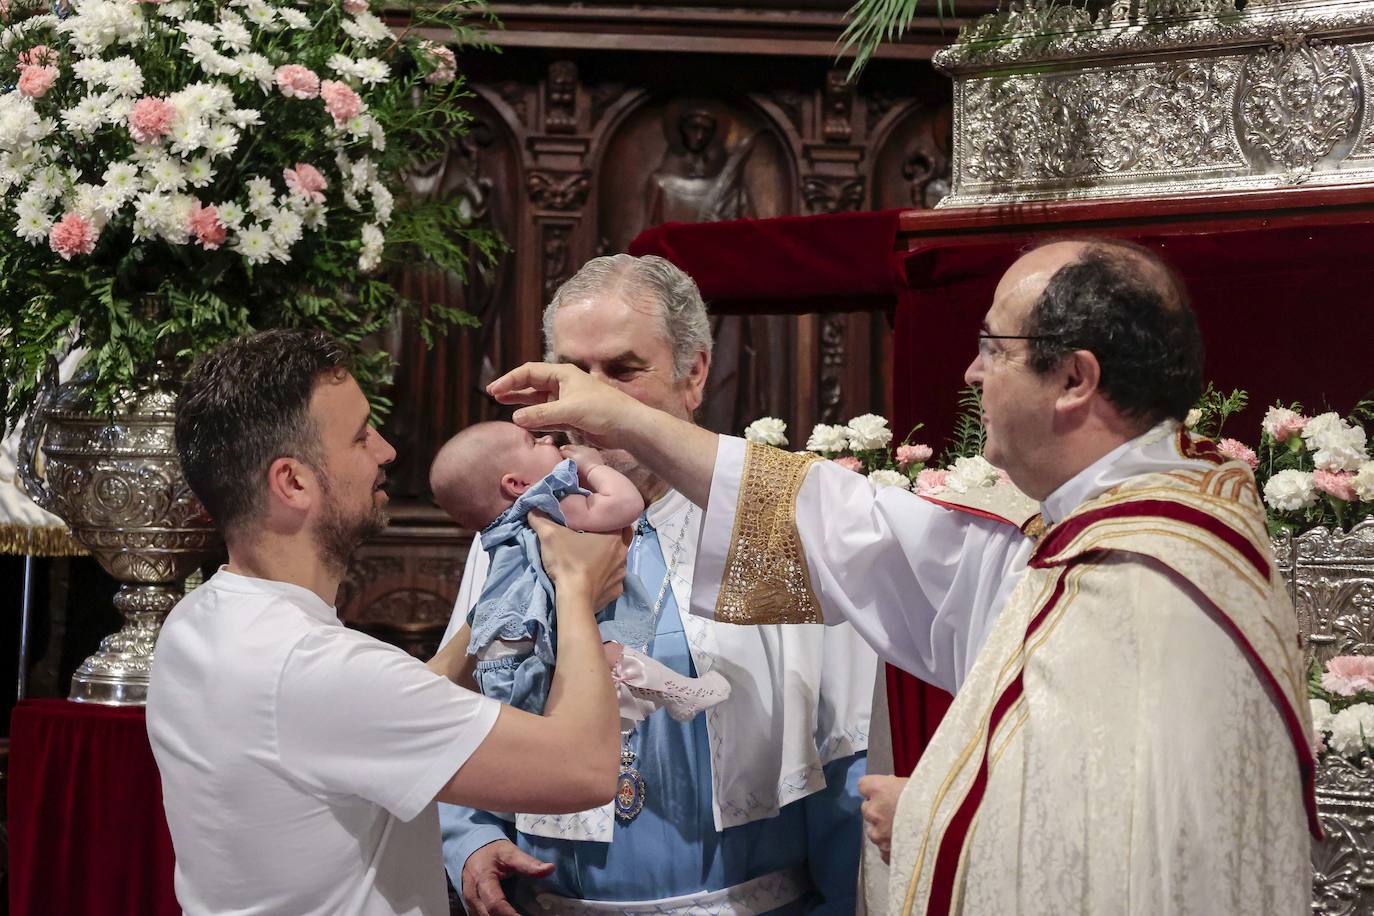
[614, 748, 646, 823]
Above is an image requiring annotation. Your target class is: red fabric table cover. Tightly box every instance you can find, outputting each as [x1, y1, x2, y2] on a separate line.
[8, 699, 178, 916]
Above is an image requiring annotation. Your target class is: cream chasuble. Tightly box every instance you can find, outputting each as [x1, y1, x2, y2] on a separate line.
[691, 427, 1317, 916]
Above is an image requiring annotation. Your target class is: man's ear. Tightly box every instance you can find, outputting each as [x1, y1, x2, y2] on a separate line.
[1056, 349, 1101, 415]
[500, 473, 529, 500]
[681, 348, 710, 414]
[265, 456, 315, 514]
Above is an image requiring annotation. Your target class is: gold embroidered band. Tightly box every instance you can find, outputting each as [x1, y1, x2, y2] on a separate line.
[714, 442, 824, 626]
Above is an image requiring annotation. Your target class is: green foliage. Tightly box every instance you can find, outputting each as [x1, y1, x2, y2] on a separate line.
[1189, 382, 1248, 441]
[838, 0, 955, 80]
[939, 385, 985, 466]
[0, 0, 504, 431]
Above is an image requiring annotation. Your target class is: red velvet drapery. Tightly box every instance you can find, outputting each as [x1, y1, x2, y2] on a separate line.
[8, 700, 179, 916]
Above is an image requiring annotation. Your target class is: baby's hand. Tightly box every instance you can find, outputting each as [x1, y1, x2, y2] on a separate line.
[561, 443, 605, 470]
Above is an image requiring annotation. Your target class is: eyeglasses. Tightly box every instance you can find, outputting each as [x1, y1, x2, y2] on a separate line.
[976, 332, 1061, 359]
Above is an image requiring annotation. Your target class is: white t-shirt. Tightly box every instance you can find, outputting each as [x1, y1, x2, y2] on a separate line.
[147, 569, 501, 916]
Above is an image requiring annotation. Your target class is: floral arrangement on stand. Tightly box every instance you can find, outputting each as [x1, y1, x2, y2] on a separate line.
[0, 0, 498, 425]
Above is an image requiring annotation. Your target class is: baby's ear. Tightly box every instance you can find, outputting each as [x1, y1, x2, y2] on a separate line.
[500, 473, 528, 500]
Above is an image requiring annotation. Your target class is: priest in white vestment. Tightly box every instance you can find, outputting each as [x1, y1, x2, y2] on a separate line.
[485, 238, 1318, 916]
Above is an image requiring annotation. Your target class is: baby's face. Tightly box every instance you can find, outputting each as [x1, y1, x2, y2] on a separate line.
[507, 428, 564, 482]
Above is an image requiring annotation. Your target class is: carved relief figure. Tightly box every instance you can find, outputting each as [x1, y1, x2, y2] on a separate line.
[646, 109, 759, 225]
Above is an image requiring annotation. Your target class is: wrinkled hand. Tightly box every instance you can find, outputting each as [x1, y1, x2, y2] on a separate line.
[560, 443, 605, 471]
[487, 362, 644, 449]
[529, 511, 628, 609]
[858, 774, 908, 865]
[461, 839, 553, 916]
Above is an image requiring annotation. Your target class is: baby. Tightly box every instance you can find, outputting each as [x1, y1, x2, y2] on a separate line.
[430, 421, 729, 725]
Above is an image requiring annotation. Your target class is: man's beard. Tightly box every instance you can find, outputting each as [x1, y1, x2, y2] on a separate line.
[314, 470, 389, 574]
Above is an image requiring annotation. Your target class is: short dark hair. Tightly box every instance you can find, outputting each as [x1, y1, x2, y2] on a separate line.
[175, 329, 352, 535]
[1022, 240, 1204, 425]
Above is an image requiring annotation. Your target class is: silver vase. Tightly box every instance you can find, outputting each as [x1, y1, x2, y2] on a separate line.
[1273, 517, 1374, 914]
[19, 361, 220, 705]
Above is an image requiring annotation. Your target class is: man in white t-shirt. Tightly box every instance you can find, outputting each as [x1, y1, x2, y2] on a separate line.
[148, 328, 628, 916]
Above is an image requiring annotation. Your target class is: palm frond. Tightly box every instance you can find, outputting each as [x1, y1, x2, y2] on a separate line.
[939, 385, 985, 465]
[838, 0, 951, 81]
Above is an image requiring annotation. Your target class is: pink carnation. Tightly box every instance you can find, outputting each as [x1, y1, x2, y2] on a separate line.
[1322, 655, 1374, 696]
[187, 203, 226, 250]
[283, 162, 328, 203]
[1314, 469, 1358, 502]
[127, 96, 177, 143]
[1273, 415, 1308, 442]
[17, 45, 57, 68]
[320, 79, 363, 127]
[896, 443, 933, 470]
[1216, 438, 1259, 470]
[343, 0, 369, 12]
[832, 456, 862, 473]
[274, 64, 320, 99]
[915, 468, 948, 495]
[17, 64, 58, 98]
[419, 41, 456, 85]
[48, 212, 99, 260]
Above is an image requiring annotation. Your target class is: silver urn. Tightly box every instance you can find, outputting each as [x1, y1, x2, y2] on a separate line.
[1273, 516, 1374, 914]
[19, 363, 220, 705]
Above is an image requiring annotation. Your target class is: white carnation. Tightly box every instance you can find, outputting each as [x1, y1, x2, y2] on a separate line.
[1329, 703, 1374, 757]
[1263, 469, 1318, 512]
[1303, 412, 1346, 447]
[868, 469, 911, 490]
[805, 423, 849, 453]
[1313, 426, 1368, 473]
[844, 414, 892, 450]
[1184, 408, 1202, 429]
[744, 417, 788, 447]
[1262, 406, 1302, 440]
[1354, 462, 1374, 502]
[945, 455, 1001, 494]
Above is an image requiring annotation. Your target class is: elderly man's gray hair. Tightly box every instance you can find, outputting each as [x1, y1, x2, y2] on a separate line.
[542, 254, 713, 380]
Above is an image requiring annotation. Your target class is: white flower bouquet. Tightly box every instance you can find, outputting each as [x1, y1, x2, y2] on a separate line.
[1310, 656, 1374, 762]
[0, 0, 498, 424]
[743, 414, 940, 491]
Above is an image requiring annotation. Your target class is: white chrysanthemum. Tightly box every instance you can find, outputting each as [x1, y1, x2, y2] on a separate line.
[69, 182, 104, 219]
[60, 96, 107, 136]
[204, 124, 241, 159]
[234, 224, 274, 263]
[245, 176, 274, 215]
[342, 11, 391, 46]
[946, 455, 1001, 494]
[744, 417, 788, 447]
[1184, 407, 1202, 429]
[351, 57, 390, 85]
[146, 157, 187, 191]
[277, 7, 312, 30]
[169, 119, 208, 156]
[217, 18, 252, 51]
[15, 209, 54, 243]
[59, 0, 145, 55]
[102, 161, 139, 192]
[216, 200, 246, 229]
[358, 222, 384, 271]
[1354, 462, 1374, 502]
[270, 207, 304, 247]
[178, 20, 218, 42]
[182, 36, 219, 69]
[203, 52, 241, 78]
[106, 95, 135, 122]
[868, 469, 911, 490]
[1312, 698, 1335, 736]
[132, 191, 174, 240]
[185, 157, 214, 188]
[158, 2, 191, 20]
[349, 157, 377, 194]
[72, 58, 108, 85]
[232, 53, 273, 90]
[366, 115, 386, 151]
[845, 414, 893, 450]
[1329, 704, 1374, 757]
[1263, 469, 1318, 512]
[805, 423, 849, 453]
[29, 165, 65, 200]
[103, 57, 145, 96]
[95, 186, 126, 217]
[240, 1, 280, 31]
[342, 188, 360, 210]
[223, 108, 261, 130]
[299, 199, 326, 229]
[0, 94, 52, 153]
[369, 181, 393, 224]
